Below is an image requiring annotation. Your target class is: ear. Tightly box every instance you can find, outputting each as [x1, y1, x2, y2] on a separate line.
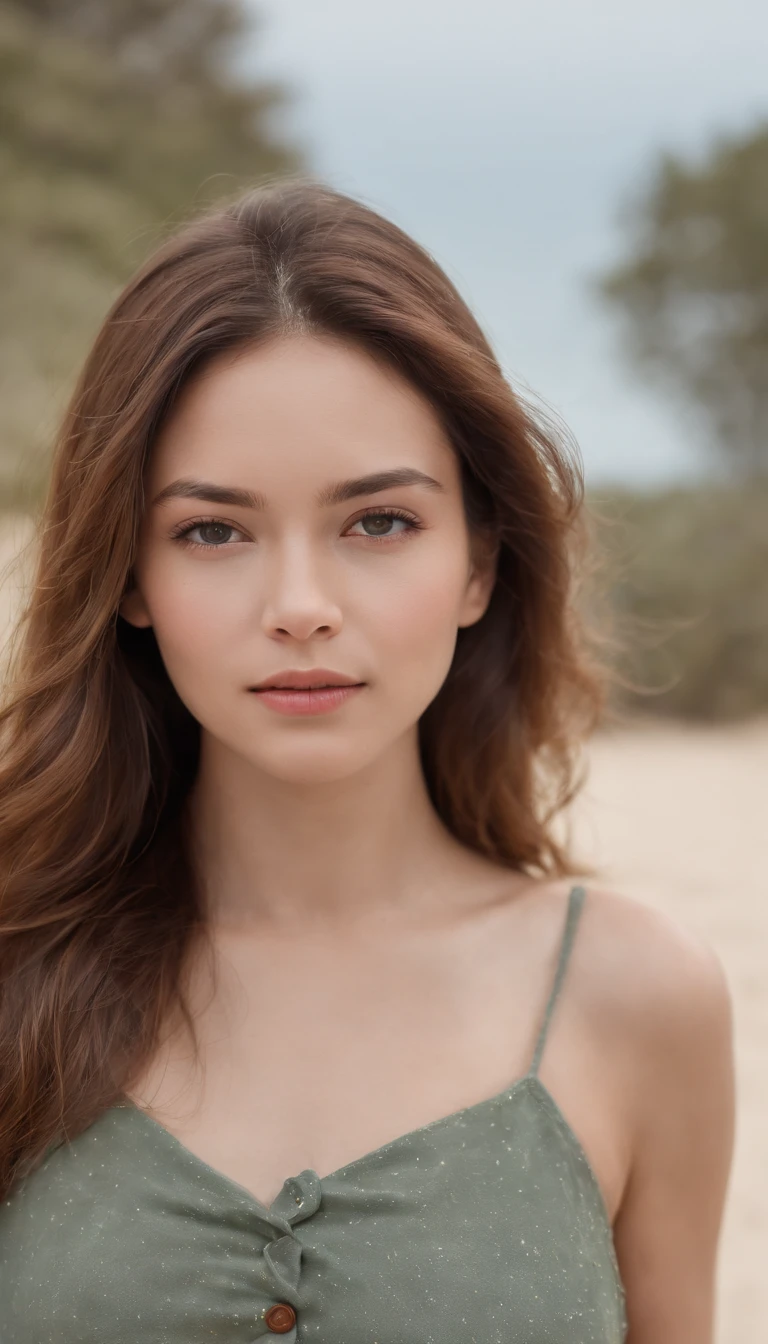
[119, 584, 153, 629]
[457, 531, 499, 629]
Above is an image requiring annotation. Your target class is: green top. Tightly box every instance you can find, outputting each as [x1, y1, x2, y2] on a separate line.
[0, 883, 627, 1342]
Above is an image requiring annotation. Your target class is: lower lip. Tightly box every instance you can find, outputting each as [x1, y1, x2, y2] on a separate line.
[251, 684, 365, 716]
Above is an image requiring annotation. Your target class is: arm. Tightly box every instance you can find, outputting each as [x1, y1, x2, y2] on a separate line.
[612, 912, 736, 1344]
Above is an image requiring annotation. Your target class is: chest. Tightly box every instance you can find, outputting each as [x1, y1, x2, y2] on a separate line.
[126, 926, 629, 1220]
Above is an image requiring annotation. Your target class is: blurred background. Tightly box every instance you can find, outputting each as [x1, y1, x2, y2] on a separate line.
[0, 1, 765, 1338]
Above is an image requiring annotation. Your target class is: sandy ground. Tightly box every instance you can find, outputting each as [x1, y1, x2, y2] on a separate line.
[569, 715, 768, 1343]
[1, 517, 765, 1341]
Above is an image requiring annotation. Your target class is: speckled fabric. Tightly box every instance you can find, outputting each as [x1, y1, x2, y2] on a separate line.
[0, 884, 627, 1342]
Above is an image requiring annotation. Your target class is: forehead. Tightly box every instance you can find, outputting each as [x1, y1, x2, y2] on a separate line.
[147, 335, 457, 489]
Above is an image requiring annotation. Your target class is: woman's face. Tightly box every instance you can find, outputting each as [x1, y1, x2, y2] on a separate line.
[121, 335, 497, 784]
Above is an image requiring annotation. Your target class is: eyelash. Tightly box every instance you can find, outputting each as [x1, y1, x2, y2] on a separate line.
[169, 507, 425, 551]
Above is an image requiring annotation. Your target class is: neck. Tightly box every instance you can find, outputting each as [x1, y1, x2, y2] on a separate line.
[187, 728, 467, 932]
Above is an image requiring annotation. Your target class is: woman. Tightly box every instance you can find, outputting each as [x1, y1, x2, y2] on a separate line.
[0, 177, 734, 1342]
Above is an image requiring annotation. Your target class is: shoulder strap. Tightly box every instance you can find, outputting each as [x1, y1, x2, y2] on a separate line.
[528, 884, 587, 1078]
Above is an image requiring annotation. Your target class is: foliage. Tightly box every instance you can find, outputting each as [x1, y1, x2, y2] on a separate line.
[593, 122, 768, 482]
[0, 0, 303, 502]
[588, 481, 768, 721]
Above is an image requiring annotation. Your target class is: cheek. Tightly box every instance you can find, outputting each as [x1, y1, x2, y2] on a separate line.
[369, 550, 468, 685]
[139, 560, 246, 699]
[153, 578, 243, 640]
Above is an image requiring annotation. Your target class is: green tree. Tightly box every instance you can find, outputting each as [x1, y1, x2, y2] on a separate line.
[593, 121, 768, 482]
[12, 0, 250, 81]
[589, 480, 768, 721]
[0, 0, 304, 504]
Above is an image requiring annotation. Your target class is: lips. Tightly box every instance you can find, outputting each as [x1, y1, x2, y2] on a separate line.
[252, 668, 363, 691]
[250, 681, 365, 716]
[254, 683, 359, 691]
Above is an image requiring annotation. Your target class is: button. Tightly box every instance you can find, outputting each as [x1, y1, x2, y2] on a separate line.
[264, 1302, 296, 1333]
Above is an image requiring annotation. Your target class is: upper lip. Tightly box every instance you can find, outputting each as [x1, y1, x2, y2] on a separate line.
[252, 668, 364, 690]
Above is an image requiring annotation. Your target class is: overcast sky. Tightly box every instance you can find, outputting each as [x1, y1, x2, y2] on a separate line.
[245, 0, 768, 488]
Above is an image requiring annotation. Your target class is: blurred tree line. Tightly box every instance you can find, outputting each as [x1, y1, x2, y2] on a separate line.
[586, 479, 768, 722]
[0, 0, 303, 499]
[587, 119, 768, 722]
[0, 5, 765, 720]
[595, 121, 768, 483]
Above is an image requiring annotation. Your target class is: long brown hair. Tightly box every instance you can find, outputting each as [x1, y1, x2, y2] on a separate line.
[0, 174, 619, 1200]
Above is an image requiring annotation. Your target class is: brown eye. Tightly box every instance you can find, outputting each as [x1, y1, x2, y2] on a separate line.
[174, 520, 243, 548]
[347, 508, 422, 541]
[360, 514, 398, 536]
[195, 522, 234, 546]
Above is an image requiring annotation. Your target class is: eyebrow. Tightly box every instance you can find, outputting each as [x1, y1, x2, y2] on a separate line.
[151, 468, 447, 510]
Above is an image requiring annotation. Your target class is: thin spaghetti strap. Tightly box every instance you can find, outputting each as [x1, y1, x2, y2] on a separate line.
[528, 884, 587, 1078]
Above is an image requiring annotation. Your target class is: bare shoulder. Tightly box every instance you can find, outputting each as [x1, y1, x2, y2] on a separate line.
[574, 882, 734, 1061]
[569, 880, 736, 1198]
[566, 890, 737, 1337]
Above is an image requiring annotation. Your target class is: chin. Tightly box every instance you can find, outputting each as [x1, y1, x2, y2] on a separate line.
[247, 743, 373, 787]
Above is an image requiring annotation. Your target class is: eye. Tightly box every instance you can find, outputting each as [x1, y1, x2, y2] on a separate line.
[346, 508, 424, 542]
[171, 518, 246, 549]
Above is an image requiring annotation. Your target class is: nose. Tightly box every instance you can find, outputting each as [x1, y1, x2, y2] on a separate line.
[259, 538, 343, 642]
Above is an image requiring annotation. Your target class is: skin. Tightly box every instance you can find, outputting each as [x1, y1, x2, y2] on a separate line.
[121, 334, 735, 1343]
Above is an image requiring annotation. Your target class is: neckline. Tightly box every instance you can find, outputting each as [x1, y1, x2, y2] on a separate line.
[114, 1070, 613, 1229]
[112, 1073, 626, 1322]
[117, 1073, 537, 1218]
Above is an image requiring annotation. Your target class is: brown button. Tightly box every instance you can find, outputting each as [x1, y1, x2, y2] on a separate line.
[264, 1302, 296, 1333]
